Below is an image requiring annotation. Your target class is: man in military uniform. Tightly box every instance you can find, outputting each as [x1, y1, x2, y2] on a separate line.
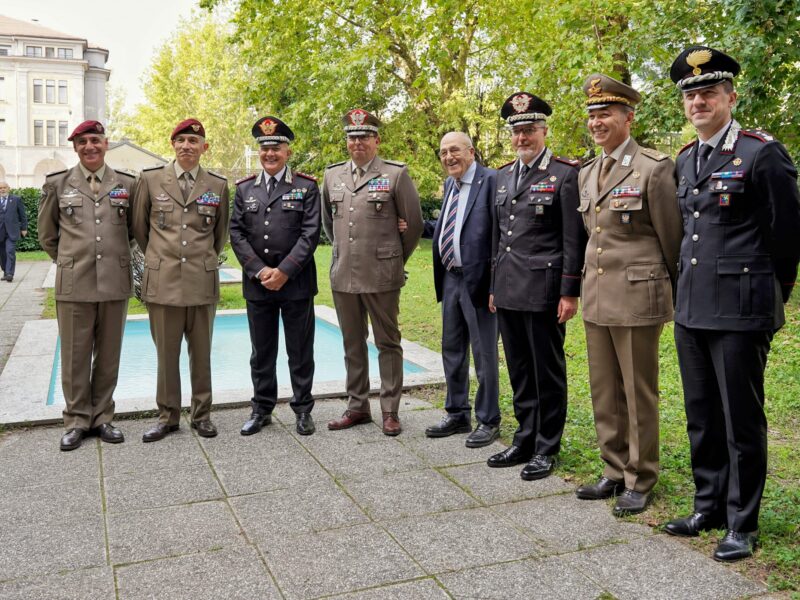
[423, 131, 500, 448]
[485, 93, 586, 478]
[664, 47, 800, 561]
[133, 119, 230, 442]
[575, 76, 683, 515]
[229, 116, 320, 436]
[38, 120, 135, 450]
[321, 109, 423, 435]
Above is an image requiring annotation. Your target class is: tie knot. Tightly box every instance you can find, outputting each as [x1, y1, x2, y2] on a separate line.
[699, 144, 713, 159]
[454, 179, 461, 191]
[602, 156, 615, 172]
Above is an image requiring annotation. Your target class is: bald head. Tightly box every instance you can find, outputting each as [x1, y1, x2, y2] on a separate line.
[0, 182, 9, 196]
[439, 131, 475, 180]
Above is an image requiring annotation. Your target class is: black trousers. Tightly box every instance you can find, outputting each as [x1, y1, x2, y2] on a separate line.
[674, 324, 772, 532]
[246, 296, 315, 415]
[498, 307, 567, 455]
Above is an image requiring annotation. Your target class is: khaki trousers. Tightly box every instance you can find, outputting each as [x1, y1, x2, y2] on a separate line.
[147, 303, 215, 425]
[56, 299, 128, 431]
[332, 290, 402, 414]
[584, 321, 663, 493]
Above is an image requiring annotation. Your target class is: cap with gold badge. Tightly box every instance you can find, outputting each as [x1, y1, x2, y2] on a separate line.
[68, 120, 105, 141]
[252, 116, 294, 146]
[170, 118, 205, 140]
[669, 46, 741, 92]
[582, 74, 641, 110]
[500, 92, 552, 125]
[342, 109, 381, 136]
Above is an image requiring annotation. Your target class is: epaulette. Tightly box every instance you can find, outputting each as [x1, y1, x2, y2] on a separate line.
[383, 159, 406, 167]
[207, 170, 227, 181]
[582, 155, 600, 168]
[235, 174, 257, 186]
[742, 130, 775, 143]
[554, 156, 580, 168]
[498, 161, 515, 170]
[640, 147, 669, 161]
[294, 171, 317, 182]
[143, 164, 165, 171]
[325, 161, 347, 169]
[678, 140, 694, 155]
[114, 168, 136, 178]
[45, 168, 68, 178]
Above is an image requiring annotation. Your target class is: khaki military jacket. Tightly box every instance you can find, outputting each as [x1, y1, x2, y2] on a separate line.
[38, 164, 136, 302]
[133, 161, 229, 306]
[578, 138, 683, 326]
[321, 156, 423, 293]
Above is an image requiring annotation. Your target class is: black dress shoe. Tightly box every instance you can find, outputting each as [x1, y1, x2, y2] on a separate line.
[713, 530, 758, 562]
[240, 412, 272, 436]
[425, 414, 471, 438]
[466, 423, 499, 448]
[613, 489, 650, 516]
[142, 423, 179, 442]
[665, 513, 726, 537]
[192, 420, 218, 438]
[487, 445, 531, 468]
[520, 454, 556, 480]
[60, 428, 85, 451]
[296, 412, 315, 435]
[576, 476, 625, 500]
[96, 423, 124, 444]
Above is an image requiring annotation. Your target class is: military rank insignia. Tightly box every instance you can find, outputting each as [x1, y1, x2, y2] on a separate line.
[282, 201, 302, 210]
[530, 183, 556, 193]
[621, 212, 631, 224]
[109, 186, 129, 199]
[281, 190, 304, 201]
[611, 186, 641, 198]
[367, 178, 390, 193]
[719, 193, 731, 207]
[156, 193, 171, 203]
[197, 191, 220, 207]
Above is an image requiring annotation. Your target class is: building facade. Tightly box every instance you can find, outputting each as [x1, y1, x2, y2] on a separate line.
[0, 15, 109, 187]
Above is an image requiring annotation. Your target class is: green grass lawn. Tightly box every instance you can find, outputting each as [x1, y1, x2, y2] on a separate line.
[33, 240, 800, 591]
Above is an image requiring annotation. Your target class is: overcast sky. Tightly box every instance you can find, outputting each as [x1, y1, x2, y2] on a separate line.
[3, 0, 201, 110]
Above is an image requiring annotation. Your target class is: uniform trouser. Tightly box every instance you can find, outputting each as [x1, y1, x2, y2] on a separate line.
[147, 303, 215, 426]
[246, 296, 315, 415]
[674, 324, 771, 532]
[56, 299, 127, 431]
[332, 289, 402, 414]
[584, 321, 663, 493]
[0, 234, 17, 276]
[499, 306, 567, 455]
[441, 269, 499, 426]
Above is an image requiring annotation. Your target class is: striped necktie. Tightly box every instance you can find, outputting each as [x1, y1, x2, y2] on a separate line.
[440, 181, 461, 271]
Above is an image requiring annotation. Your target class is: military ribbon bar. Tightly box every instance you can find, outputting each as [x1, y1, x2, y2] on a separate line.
[711, 171, 745, 180]
[367, 178, 390, 192]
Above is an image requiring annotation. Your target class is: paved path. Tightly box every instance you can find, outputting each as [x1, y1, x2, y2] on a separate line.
[0, 260, 49, 369]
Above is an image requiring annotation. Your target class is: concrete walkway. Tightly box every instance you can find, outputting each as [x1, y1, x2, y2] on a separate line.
[0, 261, 772, 599]
[0, 260, 49, 369]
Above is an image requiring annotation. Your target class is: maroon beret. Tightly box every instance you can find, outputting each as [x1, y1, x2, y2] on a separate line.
[171, 118, 205, 140]
[68, 120, 105, 141]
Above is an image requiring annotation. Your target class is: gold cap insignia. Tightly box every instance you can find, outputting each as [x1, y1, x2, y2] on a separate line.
[732, 157, 742, 166]
[686, 49, 712, 76]
[191, 124, 200, 132]
[259, 119, 277, 135]
[511, 93, 532, 113]
[349, 109, 368, 126]
[588, 78, 603, 97]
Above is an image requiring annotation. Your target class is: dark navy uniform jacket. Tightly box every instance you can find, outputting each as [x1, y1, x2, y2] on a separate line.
[674, 123, 800, 331]
[491, 149, 586, 311]
[229, 169, 321, 302]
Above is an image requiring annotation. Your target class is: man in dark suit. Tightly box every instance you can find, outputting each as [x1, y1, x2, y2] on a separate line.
[0, 181, 28, 282]
[229, 116, 321, 436]
[664, 47, 800, 561]
[486, 93, 586, 479]
[423, 132, 500, 447]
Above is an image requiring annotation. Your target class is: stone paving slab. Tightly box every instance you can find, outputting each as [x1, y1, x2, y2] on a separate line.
[313, 437, 427, 480]
[336, 578, 451, 599]
[0, 478, 102, 526]
[0, 566, 116, 600]
[400, 432, 506, 467]
[443, 460, 574, 505]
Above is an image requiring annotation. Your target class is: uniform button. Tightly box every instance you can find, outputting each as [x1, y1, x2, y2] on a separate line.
[597, 247, 603, 254]
[264, 249, 269, 254]
[691, 258, 698, 265]
[507, 230, 512, 236]
[349, 222, 354, 226]
[264, 221, 269, 225]
[349, 207, 354, 212]
[595, 206, 601, 213]
[595, 226, 601, 233]
[95, 219, 101, 224]
[183, 208, 188, 212]
[693, 211, 700, 218]
[743, 267, 750, 273]
[181, 257, 186, 263]
[96, 236, 101, 242]
[547, 262, 552, 267]
[693, 188, 699, 195]
[96, 254, 102, 260]
[505, 246, 511, 252]
[351, 192, 356, 196]
[182, 224, 187, 230]
[597, 267, 604, 274]
[692, 234, 699, 242]
[349, 237, 354, 242]
[263, 235, 268, 239]
[649, 273, 655, 278]
[509, 215, 515, 221]
[95, 202, 100, 208]
[267, 207, 271, 212]
[511, 199, 517, 205]
[182, 241, 187, 246]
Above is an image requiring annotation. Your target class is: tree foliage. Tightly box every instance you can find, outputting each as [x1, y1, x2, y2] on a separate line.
[177, 0, 800, 196]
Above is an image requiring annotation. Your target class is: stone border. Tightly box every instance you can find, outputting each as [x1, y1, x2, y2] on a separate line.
[42, 264, 243, 288]
[0, 307, 444, 426]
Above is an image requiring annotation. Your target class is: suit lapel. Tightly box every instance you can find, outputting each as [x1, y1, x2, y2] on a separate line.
[160, 162, 185, 205]
[270, 169, 292, 206]
[461, 163, 484, 224]
[67, 166, 94, 201]
[598, 139, 637, 200]
[679, 142, 698, 187]
[98, 167, 118, 200]
[698, 143, 733, 184]
[336, 162, 354, 193]
[186, 167, 211, 206]
[354, 157, 384, 192]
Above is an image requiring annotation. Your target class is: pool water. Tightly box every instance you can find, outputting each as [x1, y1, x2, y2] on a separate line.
[47, 314, 425, 405]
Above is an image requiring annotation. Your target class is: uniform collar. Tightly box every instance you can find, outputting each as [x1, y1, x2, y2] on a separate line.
[78, 163, 106, 182]
[173, 161, 200, 180]
[602, 136, 631, 161]
[457, 160, 477, 186]
[257, 166, 286, 186]
[350, 158, 375, 174]
[697, 120, 732, 149]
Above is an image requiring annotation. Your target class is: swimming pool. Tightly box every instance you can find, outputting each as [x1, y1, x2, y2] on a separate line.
[47, 313, 425, 405]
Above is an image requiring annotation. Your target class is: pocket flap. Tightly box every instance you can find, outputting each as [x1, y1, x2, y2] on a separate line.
[204, 256, 220, 271]
[331, 192, 344, 202]
[626, 263, 669, 281]
[495, 193, 507, 205]
[197, 205, 217, 216]
[281, 201, 303, 211]
[110, 198, 130, 208]
[677, 185, 688, 198]
[710, 180, 745, 194]
[119, 255, 130, 268]
[529, 193, 554, 206]
[376, 245, 401, 259]
[145, 257, 161, 270]
[528, 254, 563, 270]
[578, 197, 591, 212]
[57, 256, 74, 268]
[716, 255, 773, 275]
[59, 197, 83, 208]
[155, 203, 174, 212]
[609, 197, 643, 211]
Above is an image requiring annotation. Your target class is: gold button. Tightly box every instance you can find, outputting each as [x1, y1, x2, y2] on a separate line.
[184, 208, 188, 212]
[597, 248, 603, 254]
[595, 226, 601, 233]
[182, 241, 187, 246]
[95, 219, 100, 224]
[182, 224, 187, 230]
[95, 236, 101, 242]
[597, 267, 604, 274]
[595, 206, 601, 213]
[181, 257, 186, 263]
[96, 254, 102, 260]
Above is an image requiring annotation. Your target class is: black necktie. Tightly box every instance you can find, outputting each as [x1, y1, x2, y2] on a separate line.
[697, 143, 713, 176]
[517, 164, 529, 188]
[266, 176, 276, 196]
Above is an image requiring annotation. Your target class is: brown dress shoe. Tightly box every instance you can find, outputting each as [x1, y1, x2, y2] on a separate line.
[96, 423, 125, 444]
[327, 410, 372, 430]
[191, 420, 218, 438]
[142, 423, 179, 443]
[60, 428, 85, 451]
[382, 412, 402, 436]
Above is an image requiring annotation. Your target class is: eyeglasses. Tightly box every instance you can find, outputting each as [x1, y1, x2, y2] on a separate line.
[438, 146, 469, 158]
[510, 126, 545, 137]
